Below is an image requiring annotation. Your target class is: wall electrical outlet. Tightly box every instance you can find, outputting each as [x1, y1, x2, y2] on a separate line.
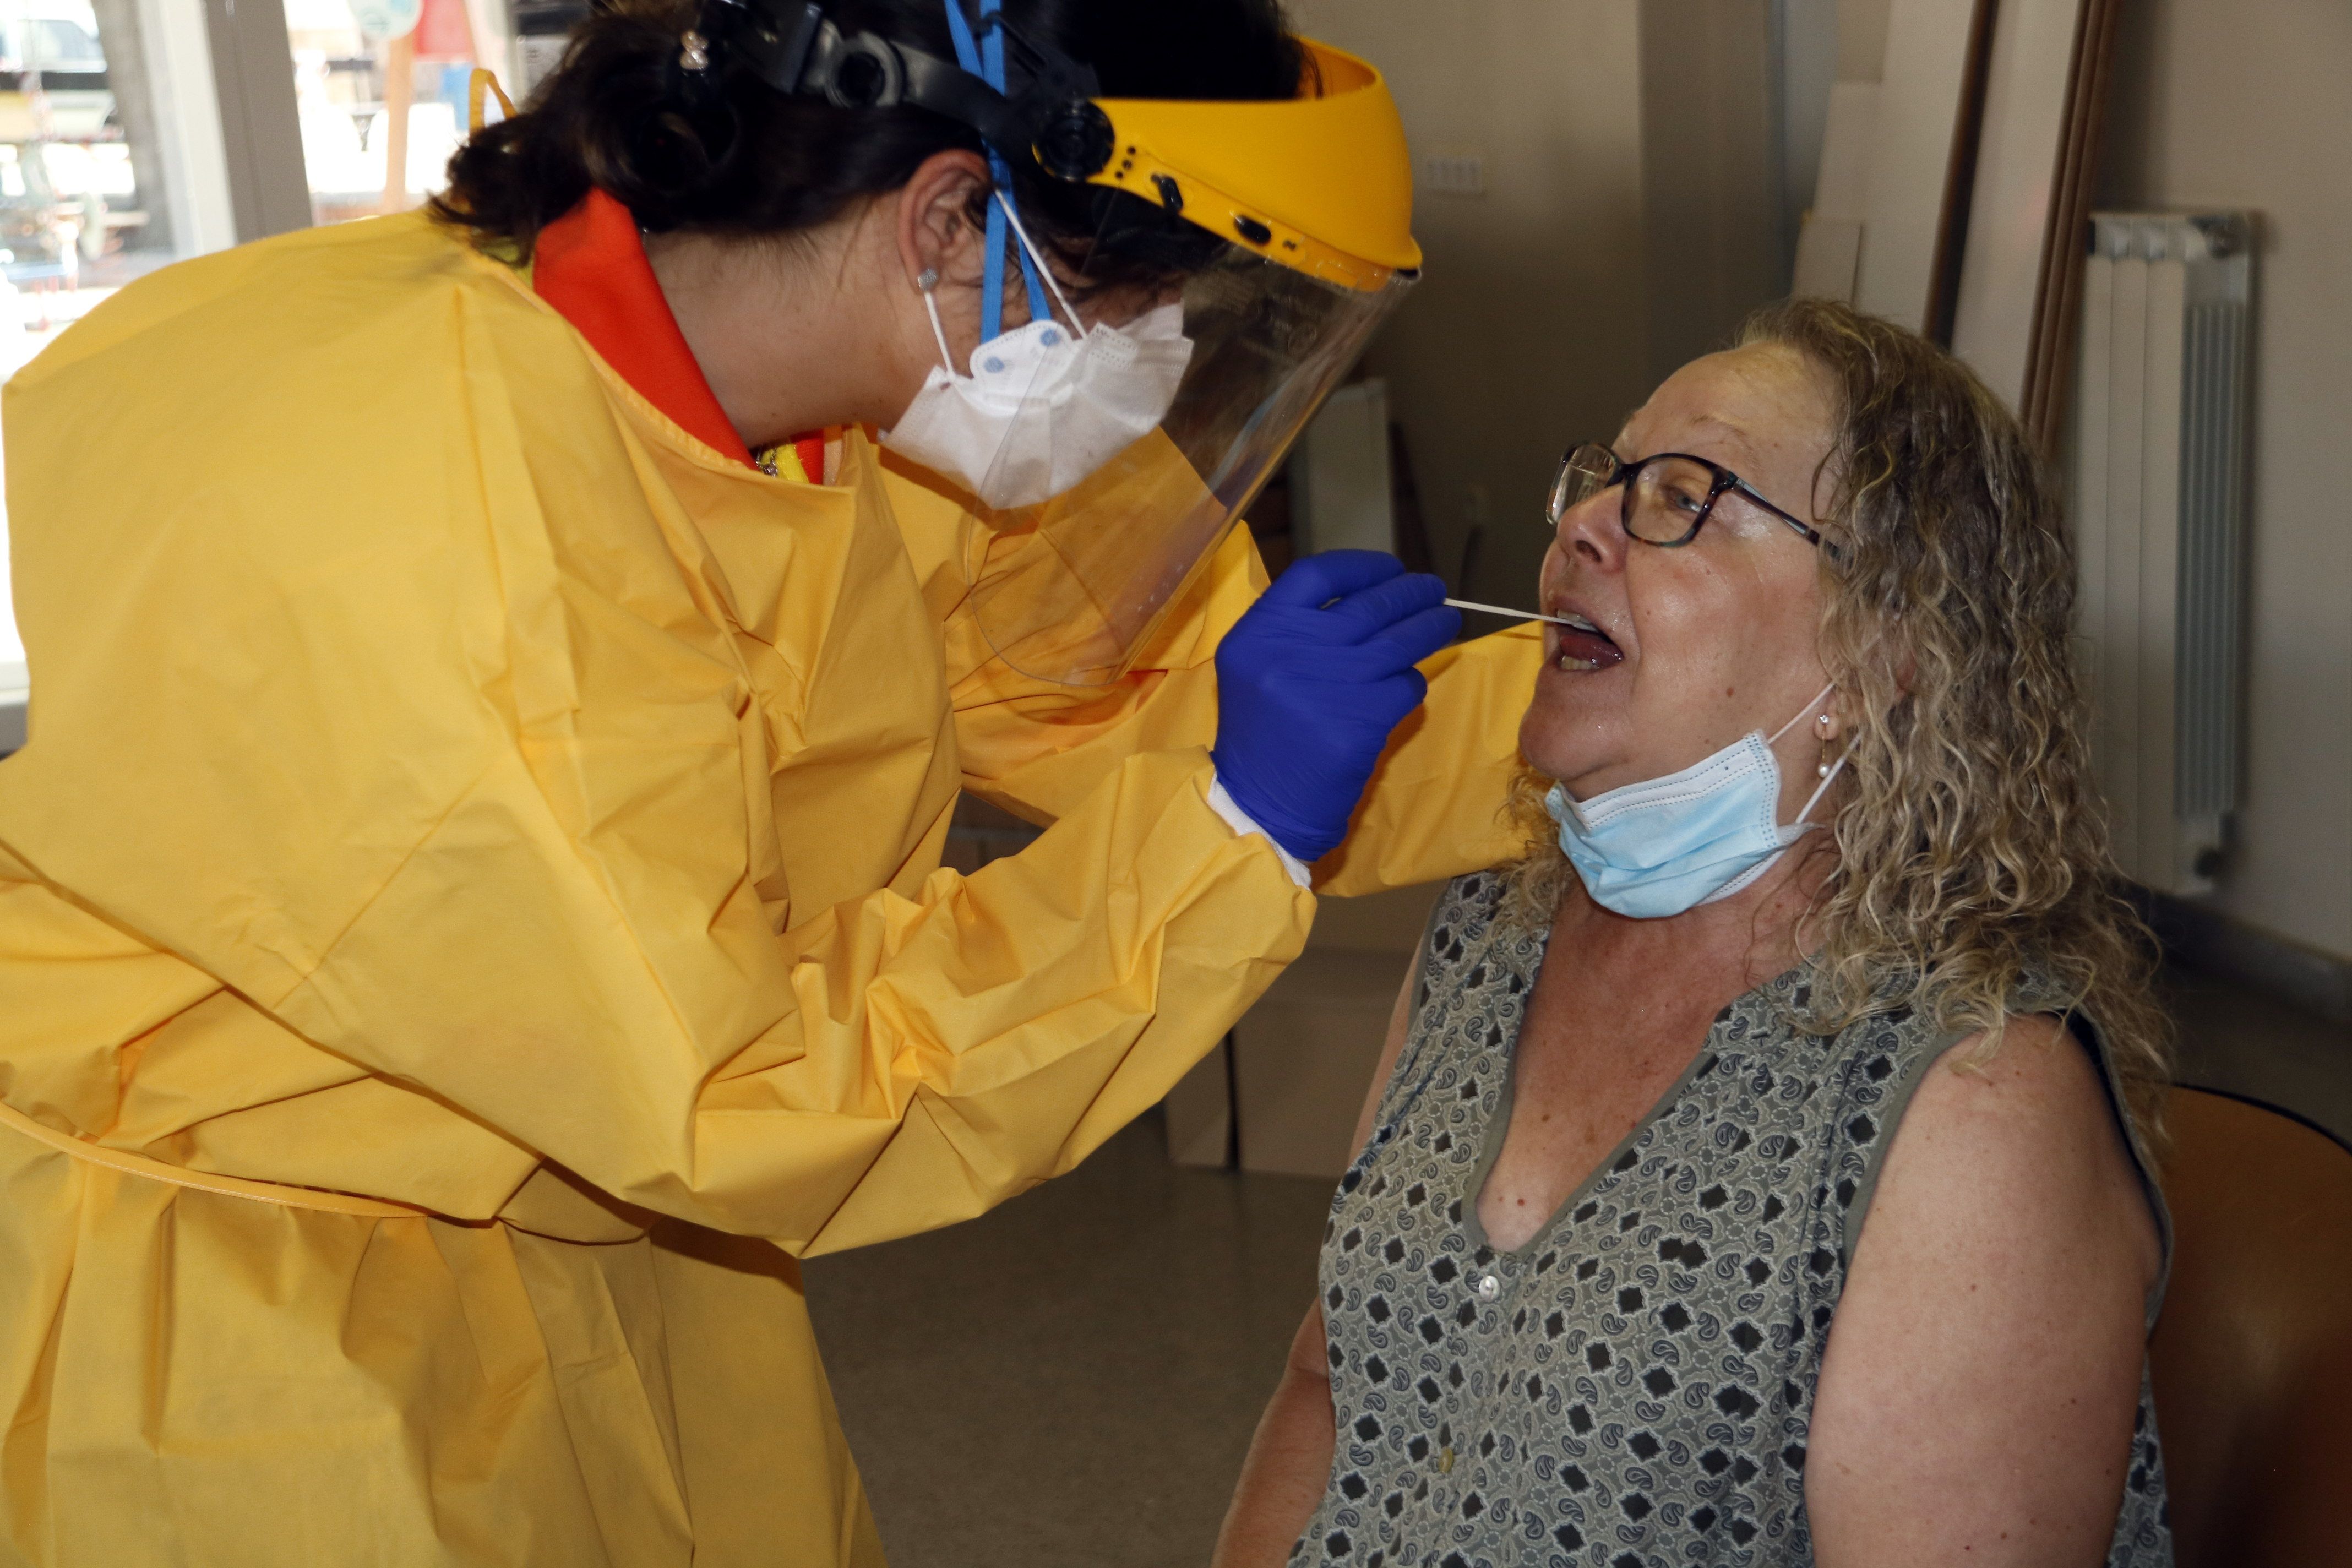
[1423, 155, 1487, 197]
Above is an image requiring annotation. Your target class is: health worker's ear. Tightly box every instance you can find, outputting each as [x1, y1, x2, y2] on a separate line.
[895, 149, 994, 292]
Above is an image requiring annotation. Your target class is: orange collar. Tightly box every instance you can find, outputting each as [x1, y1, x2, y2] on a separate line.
[534, 189, 755, 467]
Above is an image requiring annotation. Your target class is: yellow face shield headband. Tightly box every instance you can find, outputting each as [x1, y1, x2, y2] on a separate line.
[1054, 40, 1422, 293]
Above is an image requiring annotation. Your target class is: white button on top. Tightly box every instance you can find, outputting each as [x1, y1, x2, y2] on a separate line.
[1476, 1273, 1501, 1301]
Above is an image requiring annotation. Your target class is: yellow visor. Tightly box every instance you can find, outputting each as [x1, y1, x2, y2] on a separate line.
[1070, 39, 1421, 292]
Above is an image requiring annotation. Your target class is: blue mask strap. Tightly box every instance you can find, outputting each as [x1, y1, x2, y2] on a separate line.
[978, 0, 1052, 321]
[941, 0, 1052, 342]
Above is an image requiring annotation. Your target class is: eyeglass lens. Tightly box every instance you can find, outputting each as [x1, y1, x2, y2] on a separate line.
[1548, 444, 1615, 524]
[1549, 446, 1724, 545]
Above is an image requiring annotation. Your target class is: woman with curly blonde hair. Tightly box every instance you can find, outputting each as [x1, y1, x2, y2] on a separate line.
[1216, 298, 2175, 1568]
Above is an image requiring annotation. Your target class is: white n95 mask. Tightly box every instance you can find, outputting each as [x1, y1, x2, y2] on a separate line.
[1544, 682, 1845, 919]
[881, 199, 1194, 510]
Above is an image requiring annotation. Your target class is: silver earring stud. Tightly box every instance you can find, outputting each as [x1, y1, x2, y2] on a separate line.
[916, 268, 939, 292]
[680, 30, 710, 71]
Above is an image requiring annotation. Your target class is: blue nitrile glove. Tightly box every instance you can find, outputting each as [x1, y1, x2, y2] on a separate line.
[1211, 550, 1462, 864]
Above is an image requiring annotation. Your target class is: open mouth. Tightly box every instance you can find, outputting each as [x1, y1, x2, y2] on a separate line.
[1550, 611, 1624, 672]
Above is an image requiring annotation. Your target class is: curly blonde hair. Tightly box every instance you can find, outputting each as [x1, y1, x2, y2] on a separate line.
[1501, 297, 2171, 1139]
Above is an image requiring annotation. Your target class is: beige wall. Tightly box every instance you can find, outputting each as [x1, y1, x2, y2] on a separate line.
[2102, 0, 2352, 960]
[1834, 0, 1890, 81]
[1287, 0, 1649, 613]
[1638, 0, 1785, 383]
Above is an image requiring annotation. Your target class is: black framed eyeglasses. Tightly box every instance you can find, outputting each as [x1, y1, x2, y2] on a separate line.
[1547, 442, 1837, 556]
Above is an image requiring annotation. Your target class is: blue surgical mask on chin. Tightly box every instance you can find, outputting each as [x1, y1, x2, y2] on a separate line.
[1543, 682, 1845, 919]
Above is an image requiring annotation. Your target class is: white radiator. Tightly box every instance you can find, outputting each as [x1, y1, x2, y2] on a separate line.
[2070, 211, 2251, 895]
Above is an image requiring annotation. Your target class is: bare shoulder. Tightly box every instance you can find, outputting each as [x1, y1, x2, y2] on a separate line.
[1805, 1015, 2163, 1567]
[1889, 1015, 2161, 1286]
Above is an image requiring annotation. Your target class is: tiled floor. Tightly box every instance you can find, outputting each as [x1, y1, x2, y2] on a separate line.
[803, 965, 2352, 1567]
[804, 1115, 1331, 1568]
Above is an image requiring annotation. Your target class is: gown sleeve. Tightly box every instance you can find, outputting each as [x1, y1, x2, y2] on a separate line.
[875, 445, 1260, 827]
[285, 739, 1311, 1256]
[1309, 623, 1548, 896]
[876, 451, 1545, 893]
[3, 493, 1311, 1256]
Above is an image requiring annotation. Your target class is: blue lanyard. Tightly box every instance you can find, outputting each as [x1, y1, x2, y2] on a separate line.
[940, 0, 1050, 342]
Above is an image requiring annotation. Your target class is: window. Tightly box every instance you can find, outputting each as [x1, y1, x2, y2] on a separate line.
[28, 19, 103, 72]
[0, 0, 257, 737]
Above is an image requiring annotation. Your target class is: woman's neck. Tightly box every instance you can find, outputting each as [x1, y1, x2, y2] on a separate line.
[1549, 837, 1835, 998]
[644, 221, 917, 450]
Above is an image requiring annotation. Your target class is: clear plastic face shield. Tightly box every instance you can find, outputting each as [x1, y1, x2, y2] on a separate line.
[903, 215, 1409, 687]
[700, 0, 1419, 684]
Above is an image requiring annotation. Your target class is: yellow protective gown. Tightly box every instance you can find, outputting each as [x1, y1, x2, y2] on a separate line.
[0, 210, 1540, 1567]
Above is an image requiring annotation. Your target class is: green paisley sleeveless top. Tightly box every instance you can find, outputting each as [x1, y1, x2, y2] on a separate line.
[1297, 871, 2172, 1568]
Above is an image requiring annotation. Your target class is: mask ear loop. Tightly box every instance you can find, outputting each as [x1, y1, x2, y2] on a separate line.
[1767, 680, 1844, 827]
[916, 268, 959, 374]
[1794, 750, 1847, 826]
[993, 194, 1084, 335]
[1767, 680, 1838, 747]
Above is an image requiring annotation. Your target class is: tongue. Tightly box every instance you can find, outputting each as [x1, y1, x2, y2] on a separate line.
[1557, 625, 1624, 667]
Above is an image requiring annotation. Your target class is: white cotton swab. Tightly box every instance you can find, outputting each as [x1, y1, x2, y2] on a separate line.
[1445, 597, 1573, 626]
